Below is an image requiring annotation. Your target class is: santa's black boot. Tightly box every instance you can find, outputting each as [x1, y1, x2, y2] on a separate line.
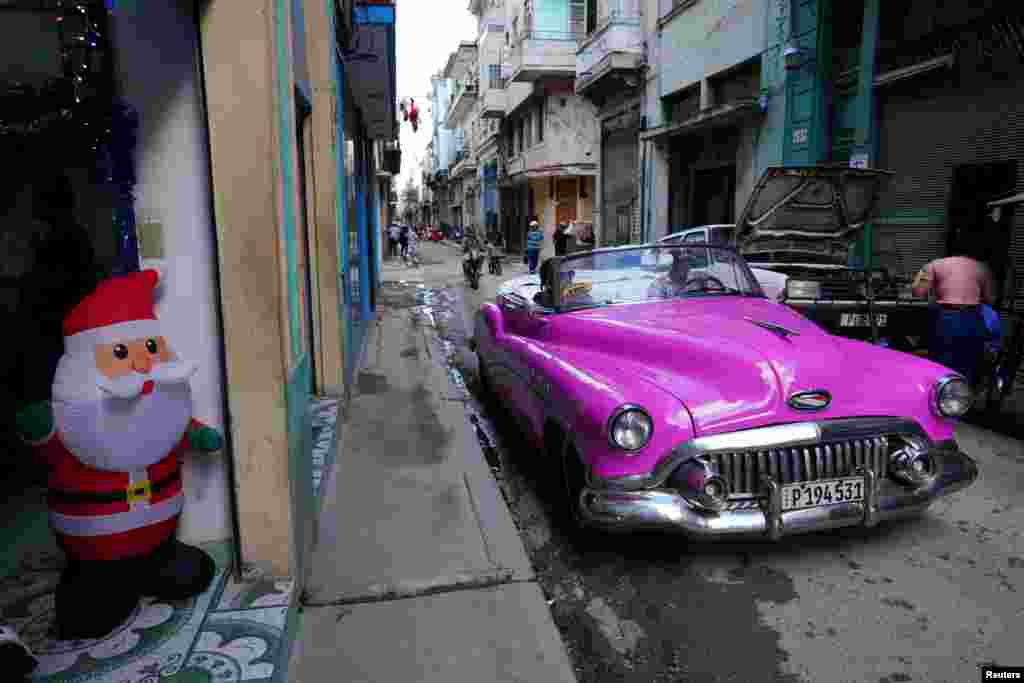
[138, 539, 216, 601]
[0, 625, 38, 680]
[55, 562, 141, 640]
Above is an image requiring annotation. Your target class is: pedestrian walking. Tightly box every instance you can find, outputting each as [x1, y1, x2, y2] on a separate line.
[405, 226, 420, 266]
[387, 224, 400, 259]
[911, 245, 997, 386]
[554, 222, 572, 256]
[526, 220, 544, 274]
[399, 224, 410, 260]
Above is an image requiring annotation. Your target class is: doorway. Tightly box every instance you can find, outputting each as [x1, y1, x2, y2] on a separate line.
[947, 161, 1017, 307]
[690, 164, 736, 226]
[556, 177, 578, 224]
[295, 93, 318, 391]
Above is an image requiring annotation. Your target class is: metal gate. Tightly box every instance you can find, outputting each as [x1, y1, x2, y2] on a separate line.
[602, 122, 638, 246]
[876, 64, 1024, 408]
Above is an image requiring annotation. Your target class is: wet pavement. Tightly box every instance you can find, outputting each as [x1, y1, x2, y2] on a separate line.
[388, 241, 1024, 683]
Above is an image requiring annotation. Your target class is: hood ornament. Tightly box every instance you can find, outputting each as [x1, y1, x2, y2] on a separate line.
[744, 317, 800, 340]
[788, 390, 832, 411]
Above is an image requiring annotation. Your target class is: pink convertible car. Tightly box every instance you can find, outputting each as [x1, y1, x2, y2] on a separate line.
[472, 171, 978, 540]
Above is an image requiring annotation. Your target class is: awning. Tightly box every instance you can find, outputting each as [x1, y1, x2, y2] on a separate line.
[344, 2, 397, 139]
[640, 98, 761, 142]
[987, 192, 1024, 207]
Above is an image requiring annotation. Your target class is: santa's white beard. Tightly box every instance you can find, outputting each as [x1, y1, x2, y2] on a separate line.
[52, 355, 194, 472]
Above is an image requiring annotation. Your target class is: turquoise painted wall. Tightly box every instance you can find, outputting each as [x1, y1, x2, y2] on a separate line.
[275, 0, 313, 580]
[781, 0, 830, 165]
[330, 0, 355, 386]
[286, 356, 313, 583]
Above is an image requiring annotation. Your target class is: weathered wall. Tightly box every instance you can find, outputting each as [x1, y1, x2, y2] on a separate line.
[111, 0, 231, 545]
[431, 76, 455, 171]
[517, 94, 600, 170]
[199, 0, 298, 578]
[659, 0, 768, 97]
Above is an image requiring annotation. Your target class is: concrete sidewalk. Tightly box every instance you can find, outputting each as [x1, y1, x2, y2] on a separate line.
[289, 264, 577, 682]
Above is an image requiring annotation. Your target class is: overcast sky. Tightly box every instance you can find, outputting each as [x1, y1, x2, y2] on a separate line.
[395, 0, 478, 192]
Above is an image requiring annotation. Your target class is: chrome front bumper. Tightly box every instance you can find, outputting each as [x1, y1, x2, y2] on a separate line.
[578, 445, 978, 539]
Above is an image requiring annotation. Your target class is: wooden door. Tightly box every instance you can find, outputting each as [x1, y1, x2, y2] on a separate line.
[556, 177, 577, 225]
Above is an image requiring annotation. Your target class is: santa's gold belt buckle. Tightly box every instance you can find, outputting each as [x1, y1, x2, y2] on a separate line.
[127, 481, 153, 504]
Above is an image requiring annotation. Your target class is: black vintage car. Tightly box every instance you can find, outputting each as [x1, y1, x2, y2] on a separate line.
[663, 166, 931, 353]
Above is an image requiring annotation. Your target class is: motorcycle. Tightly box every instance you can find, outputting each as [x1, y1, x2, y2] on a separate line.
[463, 248, 483, 290]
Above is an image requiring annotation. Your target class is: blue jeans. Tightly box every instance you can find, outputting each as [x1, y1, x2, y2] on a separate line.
[929, 307, 987, 385]
[526, 249, 539, 273]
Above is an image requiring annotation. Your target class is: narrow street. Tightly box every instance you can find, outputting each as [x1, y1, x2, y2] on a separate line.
[399, 239, 1024, 683]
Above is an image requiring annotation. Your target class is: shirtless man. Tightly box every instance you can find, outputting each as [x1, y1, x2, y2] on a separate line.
[912, 247, 996, 385]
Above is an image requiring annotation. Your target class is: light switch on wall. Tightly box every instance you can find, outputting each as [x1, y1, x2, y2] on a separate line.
[137, 219, 165, 260]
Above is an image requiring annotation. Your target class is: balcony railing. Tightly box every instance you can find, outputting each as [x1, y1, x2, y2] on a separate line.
[508, 28, 583, 82]
[445, 76, 479, 128]
[575, 11, 643, 94]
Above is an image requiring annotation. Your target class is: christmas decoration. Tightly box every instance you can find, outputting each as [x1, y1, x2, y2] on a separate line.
[1, 2, 140, 273]
[13, 269, 223, 641]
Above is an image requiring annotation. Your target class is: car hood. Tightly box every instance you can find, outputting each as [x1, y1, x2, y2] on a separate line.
[735, 166, 894, 257]
[556, 298, 940, 437]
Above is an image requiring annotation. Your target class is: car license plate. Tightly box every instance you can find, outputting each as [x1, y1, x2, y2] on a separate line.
[780, 477, 865, 512]
[840, 312, 887, 328]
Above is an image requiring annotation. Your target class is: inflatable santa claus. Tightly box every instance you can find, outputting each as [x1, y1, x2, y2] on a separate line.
[13, 268, 223, 641]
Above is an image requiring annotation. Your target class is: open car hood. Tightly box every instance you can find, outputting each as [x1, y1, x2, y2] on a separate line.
[735, 166, 894, 262]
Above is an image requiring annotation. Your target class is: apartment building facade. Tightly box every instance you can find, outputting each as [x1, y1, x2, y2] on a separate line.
[498, 0, 601, 258]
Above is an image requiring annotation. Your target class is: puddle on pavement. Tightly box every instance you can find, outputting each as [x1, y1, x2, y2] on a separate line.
[387, 280, 494, 473]
[469, 413, 502, 472]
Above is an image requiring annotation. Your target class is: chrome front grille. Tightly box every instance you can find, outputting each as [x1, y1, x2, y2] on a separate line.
[707, 436, 888, 497]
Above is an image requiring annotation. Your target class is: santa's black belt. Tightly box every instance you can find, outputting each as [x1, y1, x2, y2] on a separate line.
[48, 470, 181, 505]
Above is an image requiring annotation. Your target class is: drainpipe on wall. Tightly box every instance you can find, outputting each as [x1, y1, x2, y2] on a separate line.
[639, 136, 648, 244]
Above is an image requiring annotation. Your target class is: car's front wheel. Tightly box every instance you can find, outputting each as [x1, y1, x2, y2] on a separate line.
[557, 441, 598, 545]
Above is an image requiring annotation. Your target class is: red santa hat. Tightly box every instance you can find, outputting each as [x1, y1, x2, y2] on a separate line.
[63, 269, 162, 355]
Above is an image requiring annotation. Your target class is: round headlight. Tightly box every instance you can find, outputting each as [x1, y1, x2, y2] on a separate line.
[608, 406, 653, 452]
[933, 375, 972, 417]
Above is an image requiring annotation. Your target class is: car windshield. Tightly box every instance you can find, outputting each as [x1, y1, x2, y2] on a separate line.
[553, 245, 764, 310]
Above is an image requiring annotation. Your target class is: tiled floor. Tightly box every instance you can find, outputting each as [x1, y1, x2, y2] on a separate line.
[1, 402, 339, 681]
[0, 517, 296, 682]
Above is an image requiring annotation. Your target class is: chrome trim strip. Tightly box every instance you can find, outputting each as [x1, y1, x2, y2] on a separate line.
[744, 317, 801, 339]
[579, 445, 977, 538]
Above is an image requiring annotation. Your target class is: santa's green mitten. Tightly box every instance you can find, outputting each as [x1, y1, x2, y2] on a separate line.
[187, 424, 223, 453]
[14, 402, 53, 445]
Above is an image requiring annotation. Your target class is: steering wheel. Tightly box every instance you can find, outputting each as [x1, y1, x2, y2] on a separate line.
[685, 274, 727, 292]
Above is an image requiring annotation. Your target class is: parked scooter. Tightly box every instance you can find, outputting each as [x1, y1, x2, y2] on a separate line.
[463, 246, 483, 289]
